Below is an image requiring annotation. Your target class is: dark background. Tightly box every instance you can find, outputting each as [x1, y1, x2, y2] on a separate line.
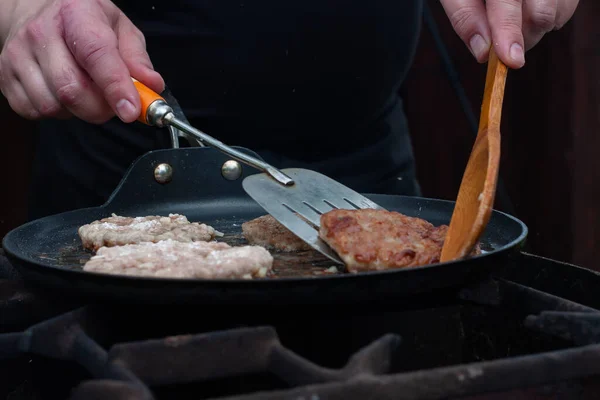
[1, 1, 597, 270]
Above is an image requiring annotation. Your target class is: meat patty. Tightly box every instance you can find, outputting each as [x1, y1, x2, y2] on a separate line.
[78, 213, 219, 251]
[319, 209, 480, 273]
[83, 239, 273, 279]
[242, 214, 312, 252]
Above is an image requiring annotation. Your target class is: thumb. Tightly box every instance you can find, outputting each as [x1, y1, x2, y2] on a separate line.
[487, 0, 526, 69]
[116, 15, 165, 94]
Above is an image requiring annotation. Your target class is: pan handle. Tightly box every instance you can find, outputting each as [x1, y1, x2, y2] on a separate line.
[131, 78, 179, 149]
[130, 78, 294, 187]
[104, 146, 268, 210]
[161, 85, 205, 148]
[132, 78, 202, 149]
[131, 77, 163, 124]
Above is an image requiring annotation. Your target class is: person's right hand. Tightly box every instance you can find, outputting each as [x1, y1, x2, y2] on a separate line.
[0, 0, 165, 124]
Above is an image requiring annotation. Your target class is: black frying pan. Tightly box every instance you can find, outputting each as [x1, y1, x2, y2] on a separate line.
[2, 147, 528, 305]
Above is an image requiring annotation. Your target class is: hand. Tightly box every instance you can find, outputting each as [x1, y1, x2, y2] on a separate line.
[0, 0, 164, 123]
[440, 0, 579, 69]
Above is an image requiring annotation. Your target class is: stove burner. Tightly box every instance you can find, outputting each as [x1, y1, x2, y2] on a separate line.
[3, 250, 600, 399]
[3, 306, 400, 399]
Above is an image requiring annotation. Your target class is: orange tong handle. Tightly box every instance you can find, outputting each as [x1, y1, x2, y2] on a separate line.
[131, 78, 165, 125]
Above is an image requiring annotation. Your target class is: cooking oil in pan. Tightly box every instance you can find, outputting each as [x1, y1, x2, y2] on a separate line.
[44, 217, 340, 278]
[41, 215, 494, 279]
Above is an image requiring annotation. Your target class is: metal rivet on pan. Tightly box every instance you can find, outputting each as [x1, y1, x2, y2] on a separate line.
[221, 160, 242, 180]
[154, 163, 173, 184]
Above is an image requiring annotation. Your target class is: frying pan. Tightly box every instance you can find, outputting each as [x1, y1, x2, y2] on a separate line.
[2, 146, 528, 305]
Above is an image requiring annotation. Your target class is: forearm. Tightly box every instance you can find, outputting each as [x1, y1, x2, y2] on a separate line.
[0, 0, 48, 45]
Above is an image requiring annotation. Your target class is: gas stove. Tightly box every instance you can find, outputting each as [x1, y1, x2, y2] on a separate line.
[2, 248, 600, 400]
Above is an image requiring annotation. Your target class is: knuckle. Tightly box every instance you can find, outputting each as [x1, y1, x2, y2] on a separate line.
[55, 78, 114, 123]
[2, 41, 22, 64]
[529, 8, 557, 32]
[496, 19, 523, 34]
[59, 0, 77, 9]
[102, 73, 125, 96]
[489, 0, 524, 27]
[448, 6, 481, 37]
[56, 81, 82, 107]
[66, 19, 118, 66]
[24, 18, 46, 43]
[57, 0, 79, 24]
[120, 47, 149, 62]
[494, 0, 523, 7]
[77, 36, 115, 68]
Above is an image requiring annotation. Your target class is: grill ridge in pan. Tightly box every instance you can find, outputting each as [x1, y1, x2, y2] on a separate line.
[2, 147, 528, 305]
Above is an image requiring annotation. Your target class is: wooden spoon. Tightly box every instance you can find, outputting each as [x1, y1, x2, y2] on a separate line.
[440, 47, 508, 262]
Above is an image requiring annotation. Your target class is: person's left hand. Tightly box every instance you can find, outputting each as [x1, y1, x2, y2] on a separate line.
[440, 0, 579, 69]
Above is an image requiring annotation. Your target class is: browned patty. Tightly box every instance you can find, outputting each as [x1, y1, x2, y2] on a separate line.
[78, 213, 219, 252]
[242, 214, 312, 252]
[319, 209, 480, 273]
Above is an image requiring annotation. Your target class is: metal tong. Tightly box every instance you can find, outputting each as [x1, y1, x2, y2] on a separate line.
[133, 78, 293, 186]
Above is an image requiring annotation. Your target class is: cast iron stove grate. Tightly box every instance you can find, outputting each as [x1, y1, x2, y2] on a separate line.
[3, 249, 600, 400]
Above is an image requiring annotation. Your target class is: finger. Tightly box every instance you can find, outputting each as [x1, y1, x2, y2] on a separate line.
[522, 0, 557, 50]
[115, 15, 165, 94]
[60, 0, 141, 122]
[0, 44, 41, 119]
[487, 0, 526, 69]
[1, 73, 41, 120]
[440, 0, 492, 63]
[34, 35, 114, 123]
[555, 0, 579, 29]
[97, 0, 165, 93]
[4, 76, 71, 119]
[14, 58, 67, 118]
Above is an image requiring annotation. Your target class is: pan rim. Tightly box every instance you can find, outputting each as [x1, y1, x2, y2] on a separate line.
[1, 194, 528, 284]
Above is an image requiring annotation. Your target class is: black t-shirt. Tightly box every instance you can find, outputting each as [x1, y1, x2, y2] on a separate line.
[28, 0, 424, 219]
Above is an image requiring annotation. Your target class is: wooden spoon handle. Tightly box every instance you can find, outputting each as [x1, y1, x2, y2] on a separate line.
[479, 48, 508, 134]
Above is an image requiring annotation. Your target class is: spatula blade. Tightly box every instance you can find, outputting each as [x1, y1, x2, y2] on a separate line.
[242, 168, 386, 264]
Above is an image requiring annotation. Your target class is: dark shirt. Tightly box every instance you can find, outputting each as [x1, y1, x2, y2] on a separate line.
[28, 0, 424, 219]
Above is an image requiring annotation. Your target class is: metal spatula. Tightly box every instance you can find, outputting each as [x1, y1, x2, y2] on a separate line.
[242, 169, 386, 264]
[132, 79, 385, 264]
